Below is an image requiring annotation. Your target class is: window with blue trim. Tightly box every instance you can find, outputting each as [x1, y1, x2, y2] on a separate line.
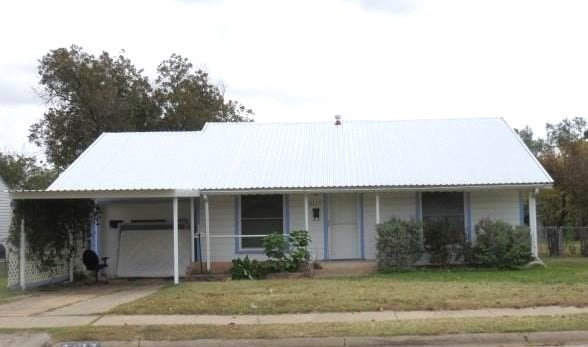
[422, 192, 465, 243]
[241, 195, 283, 249]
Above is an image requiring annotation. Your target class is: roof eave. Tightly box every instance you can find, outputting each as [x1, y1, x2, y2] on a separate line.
[200, 182, 554, 195]
[9, 189, 200, 200]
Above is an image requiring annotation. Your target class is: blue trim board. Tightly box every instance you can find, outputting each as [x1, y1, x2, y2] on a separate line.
[284, 195, 290, 234]
[358, 193, 365, 259]
[518, 191, 525, 225]
[323, 194, 329, 260]
[234, 196, 240, 254]
[415, 192, 422, 221]
[464, 192, 473, 242]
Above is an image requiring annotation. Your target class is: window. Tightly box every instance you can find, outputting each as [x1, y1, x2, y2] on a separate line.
[0, 244, 5, 261]
[422, 192, 465, 243]
[241, 195, 283, 249]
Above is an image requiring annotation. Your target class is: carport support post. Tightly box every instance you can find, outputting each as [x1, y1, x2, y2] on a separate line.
[375, 193, 381, 224]
[204, 194, 211, 272]
[68, 231, 74, 283]
[19, 218, 25, 291]
[304, 194, 309, 231]
[173, 197, 179, 284]
[529, 190, 539, 259]
[190, 197, 195, 262]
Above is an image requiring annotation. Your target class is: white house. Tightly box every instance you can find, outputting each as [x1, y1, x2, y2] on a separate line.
[0, 176, 10, 261]
[11, 118, 553, 283]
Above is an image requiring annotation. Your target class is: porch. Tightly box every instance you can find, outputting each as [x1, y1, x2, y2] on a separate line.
[11, 187, 541, 285]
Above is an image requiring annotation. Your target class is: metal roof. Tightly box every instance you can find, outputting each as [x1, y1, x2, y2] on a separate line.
[47, 118, 553, 192]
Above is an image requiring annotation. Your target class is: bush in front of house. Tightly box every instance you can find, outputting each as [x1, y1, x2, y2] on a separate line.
[376, 218, 424, 270]
[229, 256, 267, 280]
[230, 230, 311, 279]
[264, 230, 311, 273]
[464, 219, 532, 269]
[423, 220, 466, 267]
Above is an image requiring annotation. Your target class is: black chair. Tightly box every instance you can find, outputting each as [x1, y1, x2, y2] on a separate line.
[82, 250, 108, 283]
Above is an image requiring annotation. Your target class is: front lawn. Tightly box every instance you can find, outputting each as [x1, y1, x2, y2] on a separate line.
[111, 258, 588, 315]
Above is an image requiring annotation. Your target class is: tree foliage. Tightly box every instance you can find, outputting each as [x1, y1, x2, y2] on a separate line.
[518, 117, 588, 227]
[30, 45, 253, 171]
[0, 152, 56, 190]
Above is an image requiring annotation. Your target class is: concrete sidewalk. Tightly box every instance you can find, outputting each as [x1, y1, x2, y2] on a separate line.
[1, 305, 588, 328]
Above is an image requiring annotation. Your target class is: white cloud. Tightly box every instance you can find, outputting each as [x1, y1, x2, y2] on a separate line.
[1, 0, 587, 155]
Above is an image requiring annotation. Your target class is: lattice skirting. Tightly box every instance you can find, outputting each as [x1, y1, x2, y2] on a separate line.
[6, 245, 71, 289]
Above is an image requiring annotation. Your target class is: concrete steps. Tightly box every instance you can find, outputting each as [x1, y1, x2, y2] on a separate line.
[314, 260, 376, 278]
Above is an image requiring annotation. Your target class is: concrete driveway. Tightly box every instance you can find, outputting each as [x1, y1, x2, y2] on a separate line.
[0, 281, 162, 327]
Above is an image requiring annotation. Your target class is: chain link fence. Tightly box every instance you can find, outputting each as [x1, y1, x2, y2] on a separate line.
[539, 226, 588, 257]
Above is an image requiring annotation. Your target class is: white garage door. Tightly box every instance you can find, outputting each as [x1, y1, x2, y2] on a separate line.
[117, 228, 191, 278]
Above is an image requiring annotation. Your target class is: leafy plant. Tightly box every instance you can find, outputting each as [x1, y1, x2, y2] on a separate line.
[9, 199, 95, 273]
[229, 256, 266, 280]
[465, 219, 532, 268]
[262, 230, 311, 273]
[423, 219, 465, 267]
[376, 218, 424, 270]
[288, 230, 311, 270]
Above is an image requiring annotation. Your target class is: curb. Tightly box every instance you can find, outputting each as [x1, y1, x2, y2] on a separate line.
[58, 330, 588, 347]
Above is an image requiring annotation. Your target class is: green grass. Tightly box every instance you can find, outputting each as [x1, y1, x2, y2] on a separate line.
[111, 258, 588, 315]
[9, 314, 588, 342]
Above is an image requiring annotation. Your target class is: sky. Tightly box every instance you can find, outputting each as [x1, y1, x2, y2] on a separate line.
[1, 0, 587, 157]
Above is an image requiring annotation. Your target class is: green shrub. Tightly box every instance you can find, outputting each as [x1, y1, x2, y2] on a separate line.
[423, 220, 465, 267]
[262, 230, 311, 272]
[376, 218, 424, 270]
[465, 219, 532, 269]
[229, 256, 266, 280]
[263, 232, 289, 272]
[289, 230, 311, 269]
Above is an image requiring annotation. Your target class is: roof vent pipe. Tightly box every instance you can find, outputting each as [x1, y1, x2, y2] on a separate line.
[334, 115, 342, 126]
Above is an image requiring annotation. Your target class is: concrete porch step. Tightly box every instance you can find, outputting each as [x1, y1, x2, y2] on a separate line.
[186, 261, 232, 276]
[185, 273, 231, 281]
[314, 260, 376, 278]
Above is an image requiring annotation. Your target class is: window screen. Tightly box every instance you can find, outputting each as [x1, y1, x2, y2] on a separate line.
[241, 195, 283, 249]
[422, 192, 465, 243]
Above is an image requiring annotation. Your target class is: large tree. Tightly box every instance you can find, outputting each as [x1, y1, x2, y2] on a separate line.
[30, 46, 159, 171]
[154, 54, 253, 130]
[521, 117, 588, 227]
[30, 45, 253, 171]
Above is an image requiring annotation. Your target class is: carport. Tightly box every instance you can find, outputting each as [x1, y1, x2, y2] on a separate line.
[9, 188, 214, 286]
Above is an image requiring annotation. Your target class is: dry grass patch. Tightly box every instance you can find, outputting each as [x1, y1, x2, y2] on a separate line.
[111, 258, 588, 315]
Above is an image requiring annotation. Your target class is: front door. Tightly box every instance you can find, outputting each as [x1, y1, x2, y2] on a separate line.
[329, 194, 360, 259]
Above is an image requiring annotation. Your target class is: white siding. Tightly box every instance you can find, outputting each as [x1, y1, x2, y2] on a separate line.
[199, 195, 260, 262]
[289, 194, 324, 260]
[470, 190, 521, 227]
[363, 192, 417, 260]
[0, 177, 10, 248]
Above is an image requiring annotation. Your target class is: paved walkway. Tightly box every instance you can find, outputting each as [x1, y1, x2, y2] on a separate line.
[0, 282, 162, 328]
[1, 304, 588, 328]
